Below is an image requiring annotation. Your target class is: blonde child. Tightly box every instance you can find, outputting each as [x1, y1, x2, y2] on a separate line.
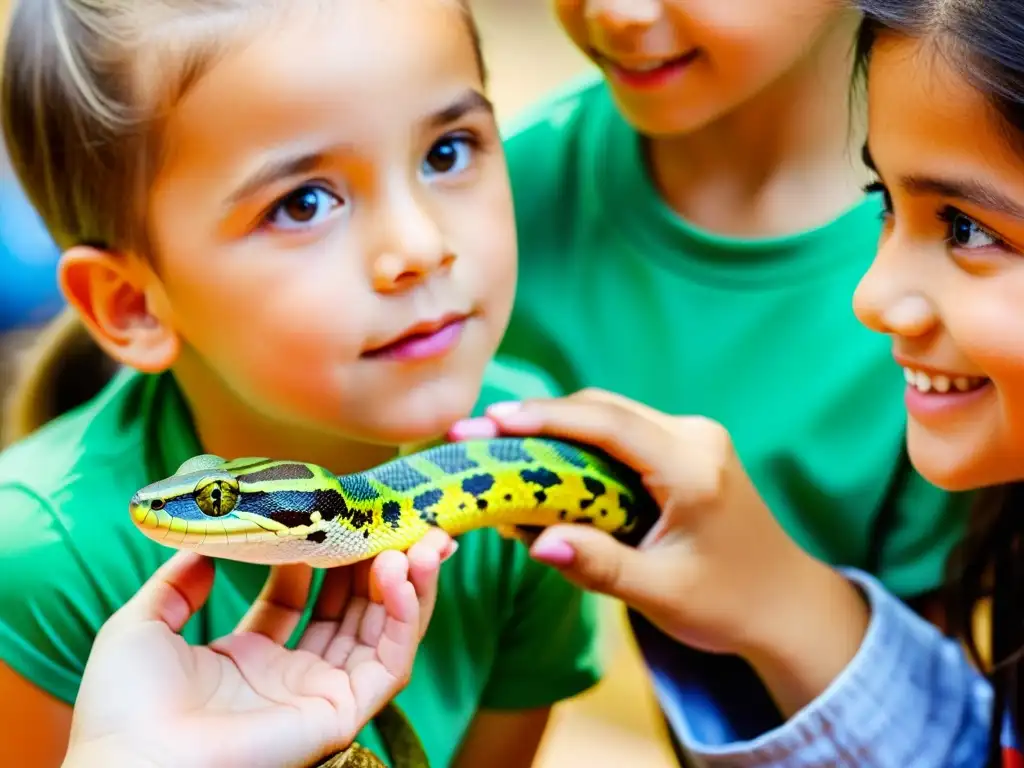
[0, 1, 601, 765]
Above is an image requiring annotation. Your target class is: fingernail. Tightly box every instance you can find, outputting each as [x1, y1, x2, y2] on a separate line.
[530, 537, 576, 567]
[448, 418, 497, 441]
[442, 540, 460, 562]
[486, 401, 522, 418]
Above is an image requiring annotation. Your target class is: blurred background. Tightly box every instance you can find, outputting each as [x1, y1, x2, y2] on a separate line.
[0, 1, 677, 764]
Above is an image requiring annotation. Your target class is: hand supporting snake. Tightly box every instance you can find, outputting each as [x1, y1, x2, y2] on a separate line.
[129, 437, 661, 767]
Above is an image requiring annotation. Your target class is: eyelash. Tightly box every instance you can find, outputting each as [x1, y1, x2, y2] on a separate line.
[259, 131, 483, 232]
[862, 180, 1007, 251]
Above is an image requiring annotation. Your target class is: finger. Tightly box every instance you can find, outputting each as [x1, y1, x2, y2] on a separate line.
[353, 557, 421, 690]
[447, 416, 500, 442]
[360, 551, 409, 646]
[407, 529, 455, 637]
[109, 551, 215, 633]
[528, 525, 665, 611]
[296, 566, 355, 657]
[311, 566, 355, 621]
[234, 564, 314, 644]
[484, 394, 671, 475]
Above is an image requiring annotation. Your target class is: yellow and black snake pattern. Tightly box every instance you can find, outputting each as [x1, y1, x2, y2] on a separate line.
[128, 437, 660, 768]
[129, 437, 658, 567]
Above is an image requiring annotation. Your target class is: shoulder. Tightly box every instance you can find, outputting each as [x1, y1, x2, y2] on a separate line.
[0, 371, 168, 702]
[474, 355, 564, 414]
[500, 73, 613, 227]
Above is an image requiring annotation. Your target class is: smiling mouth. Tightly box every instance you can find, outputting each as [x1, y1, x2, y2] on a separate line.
[903, 366, 990, 394]
[595, 49, 701, 84]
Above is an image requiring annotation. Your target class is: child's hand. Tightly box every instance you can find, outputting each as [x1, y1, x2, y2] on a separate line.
[450, 390, 868, 714]
[65, 530, 455, 768]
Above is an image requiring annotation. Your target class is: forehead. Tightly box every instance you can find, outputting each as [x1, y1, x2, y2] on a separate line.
[158, 0, 481, 164]
[867, 33, 1024, 180]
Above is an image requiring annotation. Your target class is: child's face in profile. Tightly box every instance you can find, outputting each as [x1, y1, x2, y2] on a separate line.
[854, 32, 1024, 491]
[552, 0, 856, 137]
[144, 1, 515, 444]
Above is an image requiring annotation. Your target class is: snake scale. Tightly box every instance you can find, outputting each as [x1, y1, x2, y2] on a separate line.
[129, 437, 660, 768]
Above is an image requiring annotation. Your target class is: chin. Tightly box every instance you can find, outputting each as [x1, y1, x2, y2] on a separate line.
[907, 435, 1007, 493]
[353, 377, 482, 447]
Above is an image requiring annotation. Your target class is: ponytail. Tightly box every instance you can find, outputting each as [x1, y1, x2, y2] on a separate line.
[1, 307, 119, 447]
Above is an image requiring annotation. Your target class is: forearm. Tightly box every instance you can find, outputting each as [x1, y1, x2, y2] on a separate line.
[650, 568, 992, 768]
[742, 556, 872, 720]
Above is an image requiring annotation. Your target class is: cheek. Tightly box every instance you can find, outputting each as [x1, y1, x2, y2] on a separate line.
[163, 252, 372, 369]
[551, 0, 588, 51]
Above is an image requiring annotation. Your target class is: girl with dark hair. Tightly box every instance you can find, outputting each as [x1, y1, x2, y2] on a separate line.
[453, 1, 1024, 764]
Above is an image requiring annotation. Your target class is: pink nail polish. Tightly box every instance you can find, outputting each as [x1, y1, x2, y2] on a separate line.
[530, 537, 576, 567]
[449, 418, 498, 441]
[486, 401, 522, 418]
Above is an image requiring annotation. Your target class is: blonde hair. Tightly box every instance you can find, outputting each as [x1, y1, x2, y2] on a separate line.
[0, 0, 484, 444]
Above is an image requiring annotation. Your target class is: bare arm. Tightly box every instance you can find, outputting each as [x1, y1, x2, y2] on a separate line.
[451, 707, 552, 768]
[0, 662, 72, 768]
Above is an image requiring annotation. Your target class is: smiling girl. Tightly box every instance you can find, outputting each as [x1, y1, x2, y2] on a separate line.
[460, 0, 1024, 764]
[0, 1, 601, 765]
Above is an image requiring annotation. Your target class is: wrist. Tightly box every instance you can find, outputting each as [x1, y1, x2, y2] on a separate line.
[739, 551, 871, 719]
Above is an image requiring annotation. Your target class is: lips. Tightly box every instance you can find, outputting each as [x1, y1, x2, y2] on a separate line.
[595, 48, 701, 88]
[363, 312, 470, 361]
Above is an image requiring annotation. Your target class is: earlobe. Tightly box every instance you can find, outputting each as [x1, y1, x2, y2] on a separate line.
[58, 246, 180, 373]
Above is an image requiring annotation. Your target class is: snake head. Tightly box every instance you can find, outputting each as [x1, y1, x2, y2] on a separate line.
[129, 454, 242, 525]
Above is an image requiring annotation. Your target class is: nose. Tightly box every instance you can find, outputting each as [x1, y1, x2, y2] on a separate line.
[853, 237, 938, 340]
[586, 0, 660, 37]
[371, 189, 454, 293]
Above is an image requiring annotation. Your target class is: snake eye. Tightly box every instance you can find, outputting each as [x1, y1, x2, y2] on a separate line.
[194, 478, 239, 517]
[151, 499, 166, 510]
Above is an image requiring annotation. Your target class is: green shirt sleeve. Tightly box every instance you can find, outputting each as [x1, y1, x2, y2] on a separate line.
[0, 483, 165, 703]
[478, 548, 604, 710]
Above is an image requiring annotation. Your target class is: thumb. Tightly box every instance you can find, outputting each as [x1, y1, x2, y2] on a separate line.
[529, 525, 659, 609]
[111, 551, 216, 633]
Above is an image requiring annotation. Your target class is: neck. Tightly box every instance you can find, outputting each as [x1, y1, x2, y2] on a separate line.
[173, 365, 401, 477]
[646, 12, 870, 238]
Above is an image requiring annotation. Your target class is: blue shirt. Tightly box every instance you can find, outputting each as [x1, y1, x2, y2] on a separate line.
[641, 569, 994, 767]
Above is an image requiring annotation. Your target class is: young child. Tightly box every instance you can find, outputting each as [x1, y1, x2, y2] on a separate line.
[455, 0, 1024, 763]
[0, 1, 601, 765]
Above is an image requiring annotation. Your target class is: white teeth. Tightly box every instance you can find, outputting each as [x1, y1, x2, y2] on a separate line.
[902, 368, 988, 395]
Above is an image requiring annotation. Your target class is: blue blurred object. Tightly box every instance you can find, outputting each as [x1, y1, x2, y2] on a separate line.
[0, 177, 65, 332]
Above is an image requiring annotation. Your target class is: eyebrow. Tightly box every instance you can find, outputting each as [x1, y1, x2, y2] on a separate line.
[226, 149, 339, 207]
[425, 88, 494, 128]
[861, 142, 1024, 219]
[225, 90, 493, 207]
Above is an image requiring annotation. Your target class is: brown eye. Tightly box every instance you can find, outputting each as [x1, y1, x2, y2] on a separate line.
[194, 478, 239, 517]
[151, 499, 165, 510]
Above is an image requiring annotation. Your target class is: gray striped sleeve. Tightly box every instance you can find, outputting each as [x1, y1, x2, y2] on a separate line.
[655, 569, 992, 768]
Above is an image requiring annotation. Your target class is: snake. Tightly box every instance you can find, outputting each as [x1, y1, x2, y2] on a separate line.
[128, 437, 660, 768]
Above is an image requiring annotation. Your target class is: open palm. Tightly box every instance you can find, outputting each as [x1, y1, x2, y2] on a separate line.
[67, 531, 452, 768]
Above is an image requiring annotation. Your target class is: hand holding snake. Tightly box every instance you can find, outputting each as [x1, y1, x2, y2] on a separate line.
[64, 533, 452, 768]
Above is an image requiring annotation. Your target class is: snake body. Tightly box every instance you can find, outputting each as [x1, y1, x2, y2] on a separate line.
[129, 437, 658, 567]
[128, 437, 659, 768]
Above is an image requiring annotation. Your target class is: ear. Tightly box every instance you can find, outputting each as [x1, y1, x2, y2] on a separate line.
[58, 246, 180, 373]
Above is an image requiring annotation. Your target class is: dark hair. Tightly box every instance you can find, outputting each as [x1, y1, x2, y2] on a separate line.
[0, 0, 486, 442]
[855, 2, 1024, 763]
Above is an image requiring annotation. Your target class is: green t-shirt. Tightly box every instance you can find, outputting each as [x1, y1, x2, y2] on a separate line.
[497, 74, 972, 598]
[0, 357, 601, 766]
